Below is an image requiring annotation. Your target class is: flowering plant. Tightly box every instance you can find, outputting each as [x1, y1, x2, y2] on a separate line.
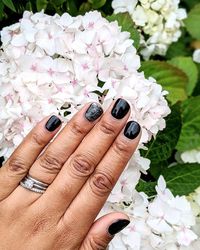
[1, 0, 200, 249]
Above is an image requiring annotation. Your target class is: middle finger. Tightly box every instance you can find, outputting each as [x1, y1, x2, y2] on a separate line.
[40, 98, 130, 214]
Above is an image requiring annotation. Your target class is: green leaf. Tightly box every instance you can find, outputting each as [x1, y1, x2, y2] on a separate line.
[162, 163, 200, 196]
[137, 163, 200, 196]
[36, 0, 48, 11]
[136, 180, 156, 197]
[182, 0, 200, 9]
[89, 0, 106, 9]
[79, 2, 92, 14]
[2, 0, 16, 12]
[106, 13, 140, 49]
[140, 60, 188, 104]
[141, 104, 181, 164]
[166, 38, 190, 59]
[66, 0, 78, 16]
[51, 0, 66, 6]
[177, 96, 200, 151]
[0, 1, 4, 20]
[184, 3, 200, 39]
[169, 57, 198, 95]
[149, 160, 169, 179]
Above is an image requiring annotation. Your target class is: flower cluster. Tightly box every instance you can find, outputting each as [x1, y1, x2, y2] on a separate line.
[2, 10, 197, 249]
[112, 0, 187, 59]
[104, 176, 197, 249]
[0, 10, 170, 165]
[185, 187, 200, 250]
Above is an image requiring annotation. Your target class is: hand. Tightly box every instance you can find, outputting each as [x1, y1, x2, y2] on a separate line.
[0, 99, 141, 250]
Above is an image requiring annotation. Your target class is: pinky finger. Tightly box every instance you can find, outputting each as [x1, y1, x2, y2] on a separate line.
[0, 115, 62, 200]
[80, 212, 130, 250]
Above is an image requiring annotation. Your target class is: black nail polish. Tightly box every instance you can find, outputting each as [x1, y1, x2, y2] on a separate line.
[85, 103, 103, 122]
[108, 219, 130, 235]
[124, 121, 141, 139]
[45, 115, 61, 132]
[111, 98, 130, 119]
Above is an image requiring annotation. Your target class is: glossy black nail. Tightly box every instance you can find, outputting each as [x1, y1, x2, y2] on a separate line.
[45, 115, 61, 132]
[108, 219, 130, 236]
[111, 98, 130, 119]
[124, 121, 141, 139]
[85, 103, 103, 122]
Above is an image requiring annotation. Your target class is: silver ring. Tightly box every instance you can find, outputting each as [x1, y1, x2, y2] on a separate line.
[20, 175, 48, 193]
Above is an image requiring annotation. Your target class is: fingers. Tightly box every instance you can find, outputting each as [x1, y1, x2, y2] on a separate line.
[27, 103, 103, 184]
[81, 213, 130, 250]
[67, 121, 141, 228]
[40, 99, 131, 212]
[12, 102, 103, 204]
[0, 115, 62, 200]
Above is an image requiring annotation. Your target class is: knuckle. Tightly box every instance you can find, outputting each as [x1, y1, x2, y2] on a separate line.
[31, 131, 47, 147]
[30, 212, 51, 236]
[39, 152, 62, 174]
[85, 236, 108, 250]
[70, 154, 95, 178]
[112, 139, 130, 157]
[7, 156, 27, 176]
[89, 172, 113, 197]
[69, 121, 87, 137]
[98, 120, 116, 136]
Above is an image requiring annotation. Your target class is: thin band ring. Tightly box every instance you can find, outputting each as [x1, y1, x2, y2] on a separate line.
[20, 175, 49, 194]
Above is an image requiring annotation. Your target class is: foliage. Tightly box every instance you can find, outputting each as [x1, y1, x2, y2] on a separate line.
[0, 0, 200, 198]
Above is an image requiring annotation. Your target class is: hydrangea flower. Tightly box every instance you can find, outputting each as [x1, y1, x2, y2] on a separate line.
[112, 0, 187, 59]
[0, 10, 170, 166]
[185, 187, 200, 249]
[1, 10, 196, 249]
[106, 176, 197, 249]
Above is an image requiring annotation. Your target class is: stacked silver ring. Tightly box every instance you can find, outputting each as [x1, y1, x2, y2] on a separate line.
[20, 175, 49, 193]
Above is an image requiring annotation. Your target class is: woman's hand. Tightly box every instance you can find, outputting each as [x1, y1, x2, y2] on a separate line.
[0, 99, 141, 250]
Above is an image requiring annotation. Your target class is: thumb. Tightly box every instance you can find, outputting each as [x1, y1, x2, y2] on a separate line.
[81, 212, 130, 250]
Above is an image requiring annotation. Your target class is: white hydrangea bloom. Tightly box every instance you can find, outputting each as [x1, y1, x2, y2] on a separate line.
[112, 0, 187, 59]
[185, 187, 200, 249]
[0, 10, 170, 171]
[193, 49, 200, 63]
[107, 176, 197, 249]
[181, 149, 200, 164]
[2, 10, 195, 249]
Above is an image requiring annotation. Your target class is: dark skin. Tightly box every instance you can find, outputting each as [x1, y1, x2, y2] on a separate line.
[0, 99, 141, 249]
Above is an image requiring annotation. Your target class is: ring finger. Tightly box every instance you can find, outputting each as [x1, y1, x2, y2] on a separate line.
[12, 102, 103, 203]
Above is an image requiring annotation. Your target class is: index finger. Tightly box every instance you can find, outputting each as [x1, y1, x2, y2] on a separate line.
[65, 120, 141, 230]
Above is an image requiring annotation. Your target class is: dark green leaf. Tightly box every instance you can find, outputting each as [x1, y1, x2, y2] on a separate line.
[162, 163, 200, 196]
[141, 104, 181, 164]
[140, 60, 188, 104]
[177, 96, 200, 151]
[169, 57, 198, 95]
[36, 0, 48, 11]
[66, 0, 78, 16]
[136, 180, 156, 197]
[2, 0, 16, 12]
[184, 3, 200, 39]
[0, 1, 4, 20]
[106, 12, 140, 49]
[79, 2, 92, 14]
[89, 0, 106, 9]
[137, 163, 200, 196]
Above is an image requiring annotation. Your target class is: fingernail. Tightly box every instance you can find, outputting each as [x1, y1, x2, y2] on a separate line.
[111, 98, 130, 119]
[124, 121, 141, 139]
[85, 103, 103, 122]
[108, 219, 130, 235]
[45, 115, 61, 132]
